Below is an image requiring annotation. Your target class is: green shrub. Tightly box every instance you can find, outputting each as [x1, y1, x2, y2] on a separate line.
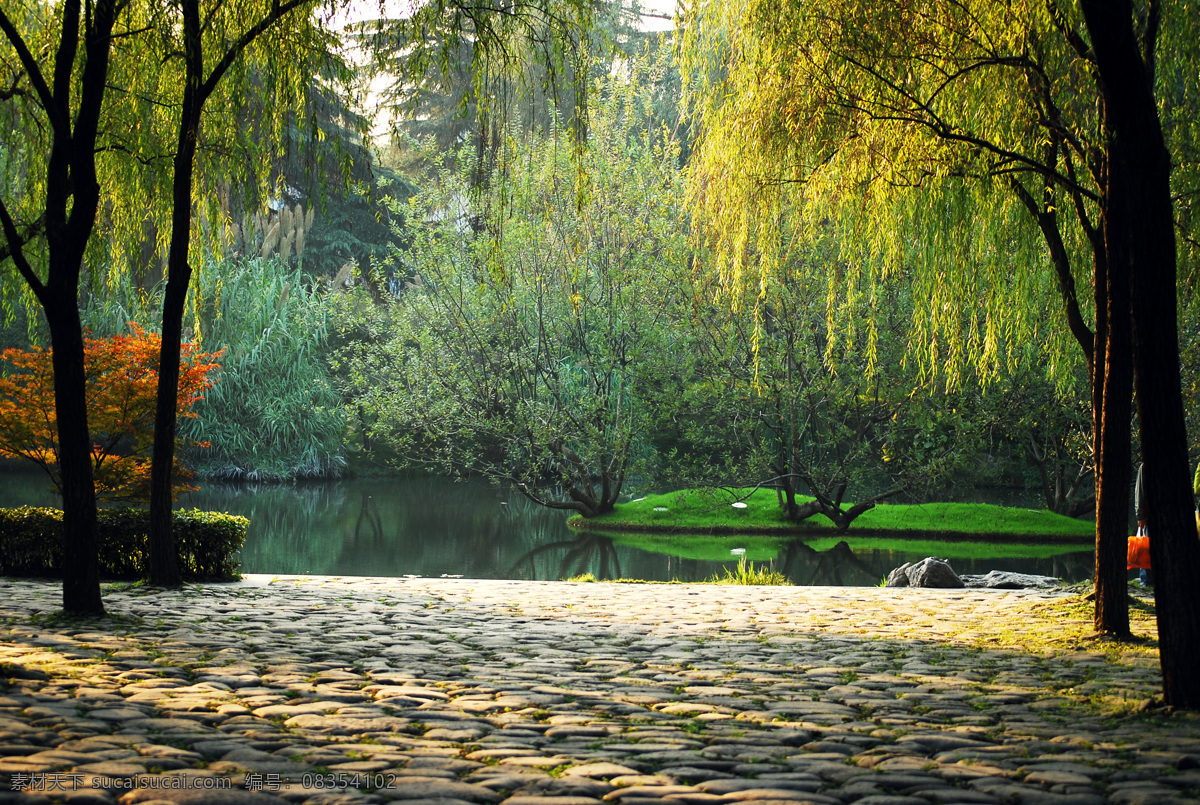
[0, 506, 247, 581]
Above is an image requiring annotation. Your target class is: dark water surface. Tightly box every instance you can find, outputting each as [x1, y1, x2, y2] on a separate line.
[0, 465, 1093, 584]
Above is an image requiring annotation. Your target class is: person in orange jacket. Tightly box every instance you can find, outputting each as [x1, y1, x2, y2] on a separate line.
[1194, 461, 1200, 535]
[1135, 463, 1153, 586]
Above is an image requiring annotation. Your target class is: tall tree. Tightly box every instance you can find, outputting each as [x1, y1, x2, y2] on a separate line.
[1, 0, 127, 614]
[1078, 0, 1200, 708]
[681, 0, 1200, 705]
[341, 59, 688, 514]
[2, 0, 342, 600]
[357, 0, 595, 193]
[142, 0, 328, 587]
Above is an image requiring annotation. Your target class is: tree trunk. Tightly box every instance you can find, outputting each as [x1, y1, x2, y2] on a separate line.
[1082, 0, 1200, 708]
[33, 0, 119, 616]
[148, 0, 204, 588]
[1092, 239, 1132, 638]
[148, 274, 186, 587]
[46, 300, 104, 615]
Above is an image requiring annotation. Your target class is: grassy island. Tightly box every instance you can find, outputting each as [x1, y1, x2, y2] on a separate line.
[568, 487, 1094, 542]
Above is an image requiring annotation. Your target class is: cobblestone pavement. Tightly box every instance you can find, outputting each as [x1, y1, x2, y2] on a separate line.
[1, 575, 1198, 805]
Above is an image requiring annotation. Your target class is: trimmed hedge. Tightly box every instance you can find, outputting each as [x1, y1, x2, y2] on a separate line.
[0, 506, 247, 581]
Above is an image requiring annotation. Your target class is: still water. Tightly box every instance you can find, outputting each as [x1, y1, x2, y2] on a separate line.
[0, 465, 1093, 585]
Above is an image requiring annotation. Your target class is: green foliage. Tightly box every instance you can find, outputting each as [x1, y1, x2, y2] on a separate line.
[182, 257, 346, 480]
[0, 0, 345, 318]
[340, 55, 689, 515]
[661, 234, 987, 527]
[706, 556, 790, 586]
[678, 0, 1135, 382]
[984, 365, 1094, 517]
[357, 0, 596, 180]
[0, 506, 246, 580]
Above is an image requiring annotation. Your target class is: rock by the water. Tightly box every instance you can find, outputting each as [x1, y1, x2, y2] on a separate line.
[885, 560, 1058, 590]
[886, 557, 964, 588]
[907, 557, 964, 588]
[961, 570, 1060, 590]
[885, 563, 912, 587]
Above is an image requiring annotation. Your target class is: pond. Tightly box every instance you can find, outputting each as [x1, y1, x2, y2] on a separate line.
[0, 464, 1093, 585]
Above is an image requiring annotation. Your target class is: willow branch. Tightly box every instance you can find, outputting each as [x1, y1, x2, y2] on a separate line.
[0, 7, 59, 127]
[0, 198, 45, 298]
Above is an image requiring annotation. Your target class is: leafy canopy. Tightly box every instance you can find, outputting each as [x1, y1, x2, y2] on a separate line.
[0, 326, 220, 500]
[0, 0, 345, 324]
[678, 0, 1196, 384]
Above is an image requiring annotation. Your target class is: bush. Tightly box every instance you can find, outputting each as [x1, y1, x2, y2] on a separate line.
[0, 506, 247, 581]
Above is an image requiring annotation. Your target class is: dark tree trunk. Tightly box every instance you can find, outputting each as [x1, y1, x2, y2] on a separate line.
[143, 0, 320, 585]
[2, 0, 122, 615]
[772, 462, 818, 521]
[1082, 0, 1200, 708]
[1093, 238, 1132, 638]
[46, 301, 103, 615]
[1012, 139, 1126, 631]
[147, 238, 190, 586]
[148, 0, 204, 588]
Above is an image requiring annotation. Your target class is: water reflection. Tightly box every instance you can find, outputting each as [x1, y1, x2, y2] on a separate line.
[511, 533, 623, 580]
[773, 539, 1092, 586]
[0, 465, 1093, 584]
[779, 540, 879, 586]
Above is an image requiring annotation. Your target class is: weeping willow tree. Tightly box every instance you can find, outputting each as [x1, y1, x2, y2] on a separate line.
[0, 0, 351, 607]
[356, 0, 594, 185]
[682, 0, 1200, 706]
[1, 0, 114, 613]
[105, 1, 347, 588]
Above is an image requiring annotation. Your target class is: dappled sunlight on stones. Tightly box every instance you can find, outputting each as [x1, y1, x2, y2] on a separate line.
[0, 576, 1197, 804]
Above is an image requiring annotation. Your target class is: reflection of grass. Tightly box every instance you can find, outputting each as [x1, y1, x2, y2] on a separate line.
[598, 531, 1089, 562]
[572, 487, 1093, 539]
[606, 532, 784, 561]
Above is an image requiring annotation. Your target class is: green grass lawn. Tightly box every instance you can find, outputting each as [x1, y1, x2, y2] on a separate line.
[569, 487, 1094, 541]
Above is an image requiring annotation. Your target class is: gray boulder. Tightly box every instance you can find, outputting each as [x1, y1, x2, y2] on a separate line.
[960, 570, 1060, 590]
[885, 563, 912, 587]
[904, 557, 964, 588]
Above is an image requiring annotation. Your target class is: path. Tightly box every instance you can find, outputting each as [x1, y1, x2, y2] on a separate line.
[1, 576, 1197, 805]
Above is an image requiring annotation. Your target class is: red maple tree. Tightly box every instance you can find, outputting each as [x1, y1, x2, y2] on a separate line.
[0, 325, 221, 501]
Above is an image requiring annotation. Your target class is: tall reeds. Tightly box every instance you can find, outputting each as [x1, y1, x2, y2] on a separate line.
[181, 256, 346, 481]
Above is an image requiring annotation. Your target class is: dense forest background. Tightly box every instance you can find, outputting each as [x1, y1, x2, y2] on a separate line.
[2, 0, 1197, 520]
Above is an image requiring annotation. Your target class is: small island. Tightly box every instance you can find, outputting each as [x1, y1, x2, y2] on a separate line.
[569, 487, 1095, 542]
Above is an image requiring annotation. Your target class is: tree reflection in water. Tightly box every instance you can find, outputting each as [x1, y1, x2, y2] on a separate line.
[777, 540, 880, 586]
[353, 494, 384, 542]
[511, 533, 622, 580]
